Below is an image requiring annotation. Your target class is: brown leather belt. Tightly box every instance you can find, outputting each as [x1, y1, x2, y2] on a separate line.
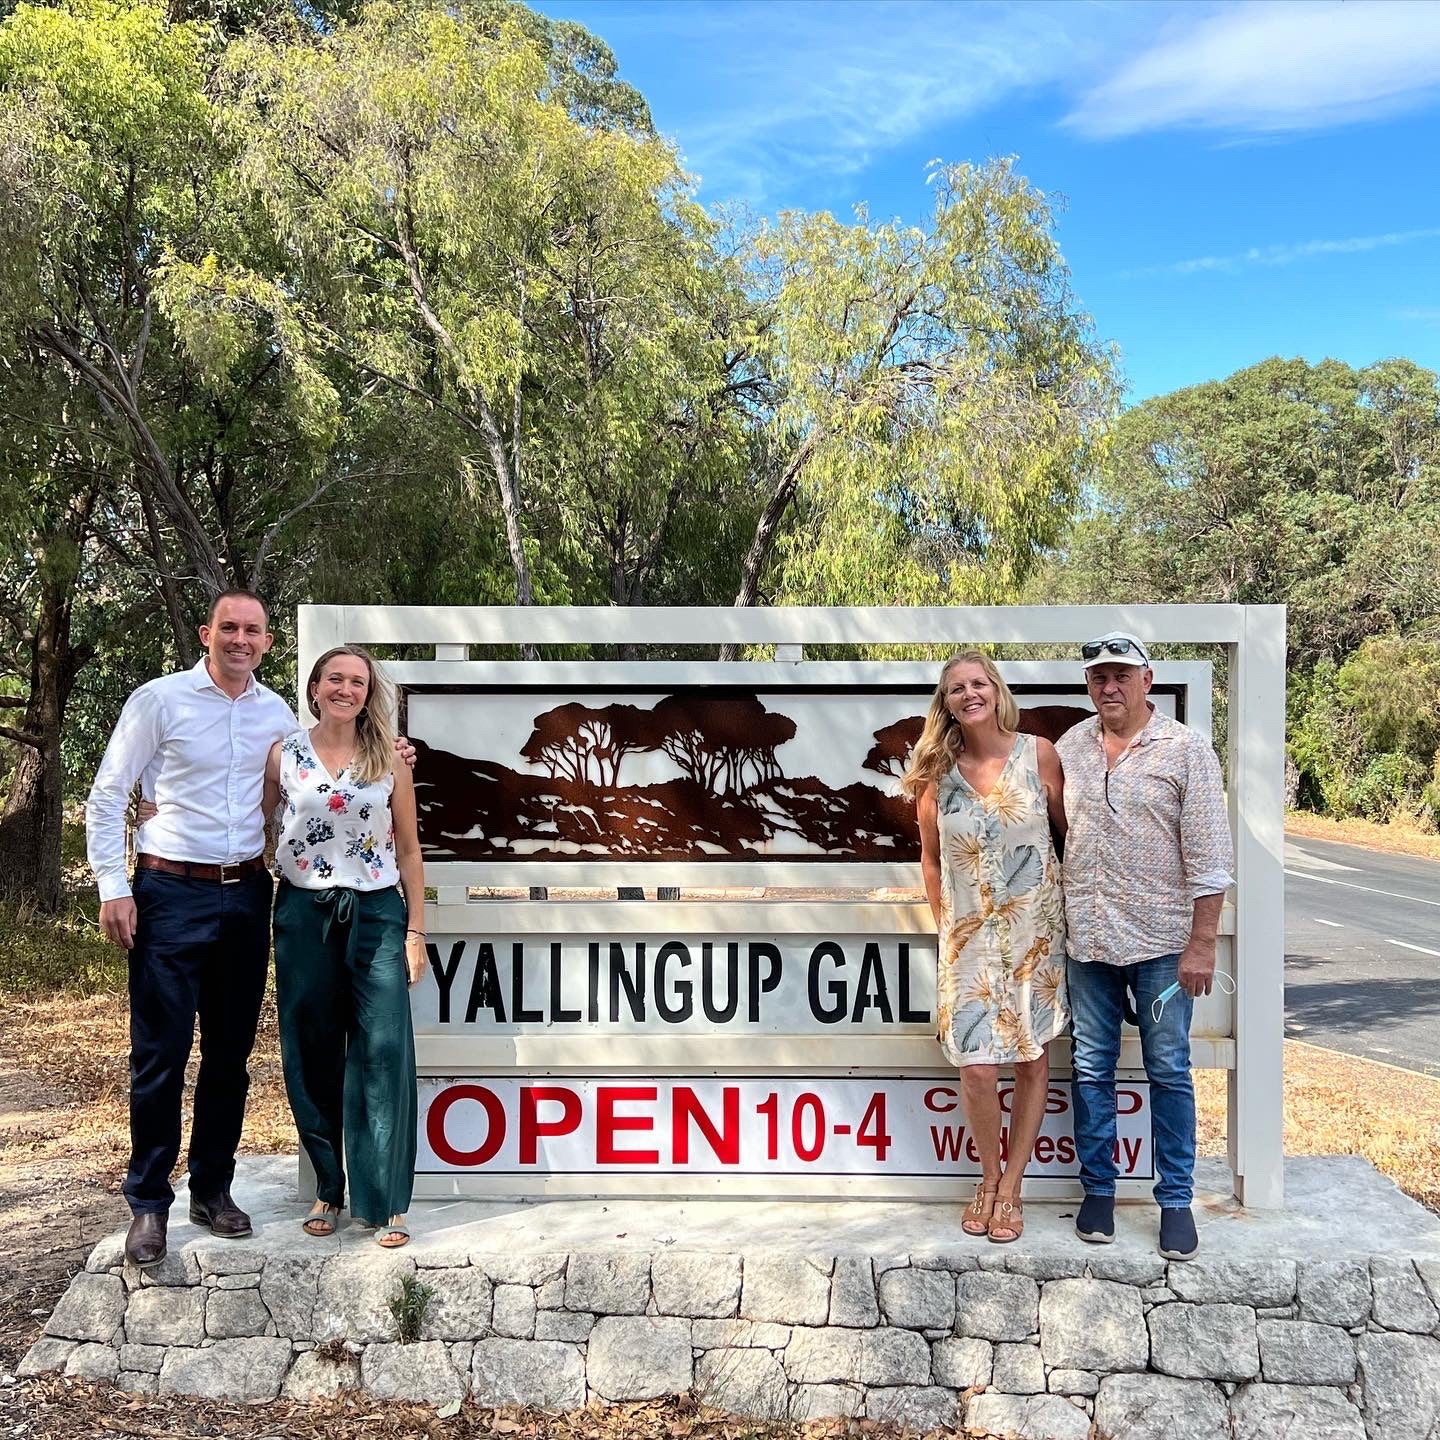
[136, 853, 267, 884]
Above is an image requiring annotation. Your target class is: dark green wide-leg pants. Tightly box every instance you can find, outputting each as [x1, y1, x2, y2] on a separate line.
[274, 880, 416, 1225]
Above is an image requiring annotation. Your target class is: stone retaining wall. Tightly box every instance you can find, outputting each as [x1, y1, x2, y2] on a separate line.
[21, 1238, 1440, 1439]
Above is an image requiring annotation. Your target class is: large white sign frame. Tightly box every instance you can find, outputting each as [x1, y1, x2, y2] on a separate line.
[297, 604, 1286, 1208]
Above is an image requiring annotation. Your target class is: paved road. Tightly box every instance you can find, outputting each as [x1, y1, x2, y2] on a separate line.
[1284, 834, 1440, 1074]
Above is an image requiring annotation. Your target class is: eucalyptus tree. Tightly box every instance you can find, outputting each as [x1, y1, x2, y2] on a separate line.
[224, 0, 750, 631]
[721, 160, 1116, 643]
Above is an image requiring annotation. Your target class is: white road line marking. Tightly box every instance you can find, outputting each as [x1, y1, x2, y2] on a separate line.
[1387, 938, 1440, 959]
[1284, 869, 1440, 909]
[1313, 918, 1342, 928]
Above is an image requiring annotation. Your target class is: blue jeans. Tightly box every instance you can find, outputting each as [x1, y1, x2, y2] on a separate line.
[1067, 953, 1196, 1209]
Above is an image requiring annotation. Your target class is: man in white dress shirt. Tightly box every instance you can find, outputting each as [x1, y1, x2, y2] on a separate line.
[87, 591, 299, 1267]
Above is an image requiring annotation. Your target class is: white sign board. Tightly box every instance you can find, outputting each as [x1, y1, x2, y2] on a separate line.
[417, 1074, 1154, 1182]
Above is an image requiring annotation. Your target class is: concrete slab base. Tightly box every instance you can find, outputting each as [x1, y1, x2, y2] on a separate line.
[22, 1156, 1440, 1438]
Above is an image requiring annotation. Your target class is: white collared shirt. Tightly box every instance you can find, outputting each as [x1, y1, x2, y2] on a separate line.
[85, 658, 298, 902]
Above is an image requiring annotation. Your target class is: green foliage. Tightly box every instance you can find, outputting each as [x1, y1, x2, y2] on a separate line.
[388, 1272, 434, 1343]
[0, 893, 126, 995]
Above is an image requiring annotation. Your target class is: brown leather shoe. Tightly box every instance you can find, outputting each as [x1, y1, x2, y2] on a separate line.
[188, 1189, 253, 1238]
[125, 1212, 168, 1268]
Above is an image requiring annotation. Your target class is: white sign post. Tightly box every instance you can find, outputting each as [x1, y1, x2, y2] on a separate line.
[297, 604, 1286, 1208]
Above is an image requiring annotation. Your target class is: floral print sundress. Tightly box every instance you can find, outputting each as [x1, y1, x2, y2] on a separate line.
[935, 733, 1069, 1067]
[275, 730, 399, 890]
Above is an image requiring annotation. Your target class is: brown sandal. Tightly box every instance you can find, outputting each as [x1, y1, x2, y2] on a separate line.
[961, 1184, 998, 1236]
[988, 1196, 1024, 1244]
[302, 1204, 340, 1237]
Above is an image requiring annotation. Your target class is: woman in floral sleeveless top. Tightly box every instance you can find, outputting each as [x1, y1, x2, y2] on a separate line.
[263, 646, 425, 1247]
[903, 652, 1069, 1242]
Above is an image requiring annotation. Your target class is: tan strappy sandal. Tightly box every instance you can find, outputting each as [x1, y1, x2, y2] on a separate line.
[961, 1184, 998, 1236]
[988, 1195, 1024, 1244]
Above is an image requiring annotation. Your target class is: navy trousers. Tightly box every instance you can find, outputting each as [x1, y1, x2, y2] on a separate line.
[124, 866, 273, 1215]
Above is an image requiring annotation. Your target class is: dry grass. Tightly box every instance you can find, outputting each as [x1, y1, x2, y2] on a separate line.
[1195, 1039, 1440, 1213]
[1286, 809, 1440, 862]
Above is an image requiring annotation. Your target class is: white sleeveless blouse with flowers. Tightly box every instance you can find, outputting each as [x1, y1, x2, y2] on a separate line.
[275, 730, 398, 890]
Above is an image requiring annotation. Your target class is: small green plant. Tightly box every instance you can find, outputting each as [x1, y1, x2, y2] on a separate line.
[389, 1273, 434, 1344]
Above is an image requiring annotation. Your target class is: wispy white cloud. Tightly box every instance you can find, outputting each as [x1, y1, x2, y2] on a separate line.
[1396, 306, 1440, 326]
[1121, 227, 1440, 279]
[1067, 1, 1440, 140]
[593, 1, 1137, 202]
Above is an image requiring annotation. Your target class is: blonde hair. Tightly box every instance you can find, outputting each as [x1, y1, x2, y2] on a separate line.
[900, 651, 1020, 799]
[305, 645, 398, 786]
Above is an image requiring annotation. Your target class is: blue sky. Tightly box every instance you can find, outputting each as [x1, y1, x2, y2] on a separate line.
[540, 0, 1440, 402]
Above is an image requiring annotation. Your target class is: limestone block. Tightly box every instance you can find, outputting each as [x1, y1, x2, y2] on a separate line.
[692, 1319, 791, 1349]
[535, 1310, 594, 1343]
[1371, 1258, 1440, 1334]
[1356, 1331, 1440, 1440]
[1048, 1368, 1099, 1396]
[1005, 1252, 1088, 1280]
[564, 1254, 650, 1316]
[448, 1341, 474, 1377]
[420, 1268, 494, 1341]
[206, 1288, 270, 1340]
[1094, 1373, 1231, 1440]
[1169, 1258, 1296, 1308]
[281, 1349, 359, 1400]
[740, 1255, 832, 1326]
[954, 1271, 1039, 1342]
[782, 1326, 862, 1384]
[652, 1253, 742, 1319]
[931, 1335, 992, 1389]
[1149, 1303, 1259, 1381]
[411, 1244, 473, 1269]
[313, 1252, 414, 1343]
[693, 1347, 788, 1419]
[63, 1343, 119, 1382]
[259, 1255, 326, 1340]
[1257, 1318, 1356, 1385]
[117, 1371, 158, 1394]
[535, 1278, 565, 1310]
[1231, 1382, 1365, 1440]
[125, 1286, 206, 1347]
[877, 1266, 954, 1330]
[828, 1256, 879, 1327]
[361, 1341, 466, 1405]
[789, 1383, 863, 1420]
[195, 1242, 269, 1277]
[119, 1343, 166, 1374]
[965, 1392, 1089, 1440]
[867, 1385, 959, 1430]
[1416, 1260, 1440, 1312]
[213, 1272, 262, 1290]
[492, 1284, 536, 1339]
[158, 1337, 293, 1401]
[472, 1253, 567, 1287]
[1299, 1261, 1371, 1328]
[85, 1234, 128, 1274]
[909, 1250, 979, 1273]
[992, 1341, 1046, 1394]
[1039, 1278, 1147, 1372]
[17, 1339, 77, 1377]
[586, 1315, 693, 1400]
[1085, 1251, 1167, 1285]
[43, 1272, 127, 1344]
[859, 1327, 930, 1386]
[471, 1338, 586, 1409]
[134, 1250, 202, 1288]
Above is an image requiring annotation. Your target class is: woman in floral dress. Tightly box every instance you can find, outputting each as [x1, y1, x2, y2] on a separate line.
[903, 652, 1069, 1241]
[263, 646, 426, 1246]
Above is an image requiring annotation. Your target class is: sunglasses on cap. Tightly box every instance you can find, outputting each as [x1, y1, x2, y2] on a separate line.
[1081, 638, 1149, 663]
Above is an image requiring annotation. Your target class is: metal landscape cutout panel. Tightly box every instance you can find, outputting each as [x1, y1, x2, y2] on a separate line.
[405, 683, 1183, 865]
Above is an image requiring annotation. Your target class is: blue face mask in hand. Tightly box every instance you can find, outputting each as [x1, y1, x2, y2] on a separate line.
[1151, 971, 1236, 1026]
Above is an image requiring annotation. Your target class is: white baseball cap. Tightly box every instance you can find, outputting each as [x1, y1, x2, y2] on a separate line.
[1081, 631, 1150, 669]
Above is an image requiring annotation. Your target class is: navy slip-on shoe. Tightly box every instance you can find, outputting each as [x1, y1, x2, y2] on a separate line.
[1159, 1206, 1200, 1261]
[1075, 1194, 1115, 1244]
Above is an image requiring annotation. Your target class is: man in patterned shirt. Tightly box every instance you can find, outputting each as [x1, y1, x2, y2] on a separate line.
[1055, 631, 1234, 1260]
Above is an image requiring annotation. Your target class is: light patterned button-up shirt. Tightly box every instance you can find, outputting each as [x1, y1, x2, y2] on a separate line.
[1055, 707, 1234, 968]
